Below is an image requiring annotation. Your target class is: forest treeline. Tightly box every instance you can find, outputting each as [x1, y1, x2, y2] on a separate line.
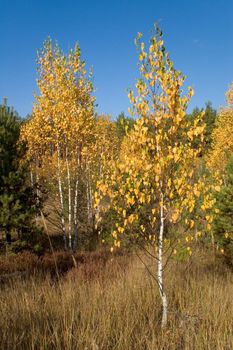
[0, 34, 232, 255]
[0, 25, 233, 329]
[0, 32, 233, 262]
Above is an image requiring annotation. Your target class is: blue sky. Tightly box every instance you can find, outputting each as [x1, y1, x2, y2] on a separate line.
[0, 0, 232, 118]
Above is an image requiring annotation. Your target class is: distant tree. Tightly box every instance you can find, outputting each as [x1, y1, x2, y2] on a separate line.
[188, 102, 217, 152]
[115, 112, 135, 139]
[208, 83, 233, 171]
[212, 156, 233, 265]
[207, 83, 233, 263]
[204, 102, 217, 149]
[88, 114, 120, 250]
[0, 105, 39, 244]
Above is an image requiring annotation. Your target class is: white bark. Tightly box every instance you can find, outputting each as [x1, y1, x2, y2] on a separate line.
[95, 162, 102, 224]
[66, 147, 72, 250]
[86, 169, 92, 225]
[73, 148, 81, 250]
[34, 167, 41, 224]
[36, 171, 40, 206]
[157, 191, 168, 328]
[30, 171, 38, 223]
[57, 143, 67, 250]
[30, 170, 34, 187]
[73, 177, 79, 250]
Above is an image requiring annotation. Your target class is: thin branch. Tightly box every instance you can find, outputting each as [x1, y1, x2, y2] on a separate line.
[135, 250, 163, 295]
[134, 240, 159, 261]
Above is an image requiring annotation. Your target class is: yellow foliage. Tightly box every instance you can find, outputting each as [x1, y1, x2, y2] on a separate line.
[95, 25, 211, 250]
[208, 82, 233, 172]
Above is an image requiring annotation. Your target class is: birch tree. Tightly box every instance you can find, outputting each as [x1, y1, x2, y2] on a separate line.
[207, 82, 233, 172]
[96, 26, 213, 328]
[85, 115, 120, 249]
[207, 83, 233, 262]
[21, 40, 95, 250]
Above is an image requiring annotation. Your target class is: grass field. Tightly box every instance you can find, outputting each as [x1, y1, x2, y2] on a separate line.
[0, 248, 232, 350]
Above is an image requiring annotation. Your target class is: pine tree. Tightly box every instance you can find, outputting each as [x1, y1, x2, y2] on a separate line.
[115, 112, 135, 139]
[0, 105, 39, 244]
[188, 102, 217, 152]
[212, 156, 233, 265]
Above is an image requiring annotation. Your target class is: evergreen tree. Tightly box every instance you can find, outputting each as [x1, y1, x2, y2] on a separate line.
[203, 101, 217, 149]
[212, 155, 233, 265]
[0, 105, 39, 244]
[115, 112, 135, 139]
[188, 102, 217, 152]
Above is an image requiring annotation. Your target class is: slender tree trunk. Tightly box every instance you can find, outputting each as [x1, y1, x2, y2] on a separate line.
[73, 177, 79, 250]
[73, 148, 81, 251]
[157, 192, 168, 328]
[87, 168, 98, 250]
[87, 169, 92, 225]
[32, 161, 41, 224]
[66, 147, 72, 250]
[30, 170, 34, 187]
[89, 177, 95, 235]
[57, 143, 67, 250]
[94, 162, 102, 226]
[30, 170, 38, 223]
[35, 171, 40, 221]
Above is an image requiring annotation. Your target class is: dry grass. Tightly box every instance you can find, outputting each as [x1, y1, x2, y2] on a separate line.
[0, 250, 114, 277]
[0, 250, 232, 350]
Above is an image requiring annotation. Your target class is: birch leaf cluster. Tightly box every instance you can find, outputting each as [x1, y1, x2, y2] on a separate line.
[208, 82, 233, 172]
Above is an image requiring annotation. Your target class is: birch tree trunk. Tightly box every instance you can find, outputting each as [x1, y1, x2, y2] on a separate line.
[33, 158, 41, 225]
[30, 170, 34, 187]
[89, 177, 94, 229]
[73, 148, 81, 250]
[86, 169, 93, 225]
[157, 191, 168, 328]
[35, 171, 40, 221]
[66, 147, 72, 250]
[73, 177, 79, 250]
[30, 170, 38, 224]
[57, 143, 67, 250]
